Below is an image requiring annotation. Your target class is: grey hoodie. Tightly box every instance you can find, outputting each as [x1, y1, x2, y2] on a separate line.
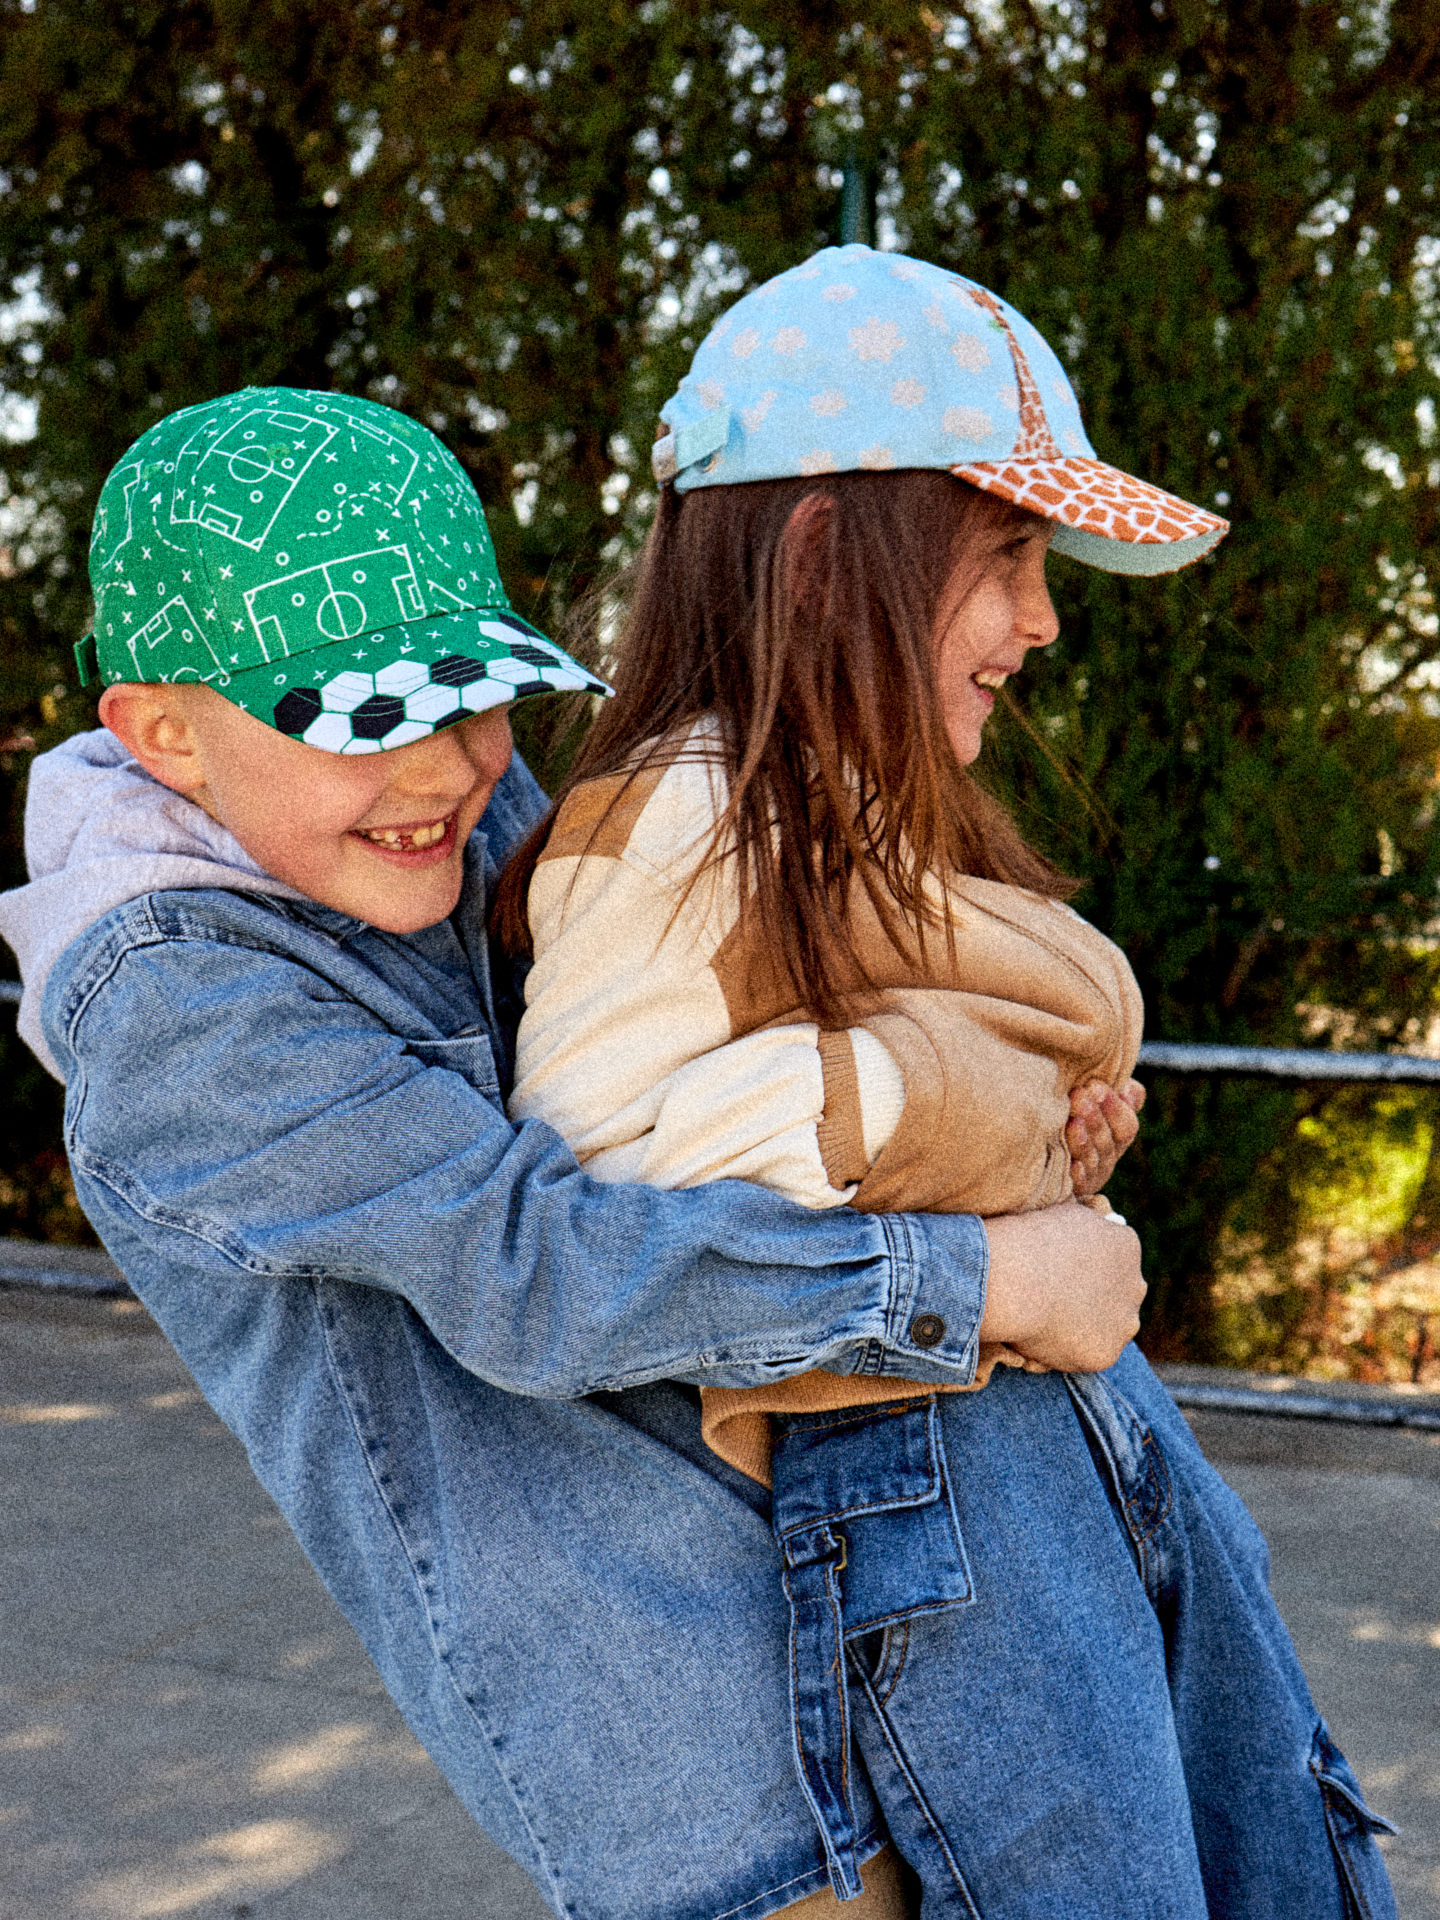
[0, 729, 306, 1080]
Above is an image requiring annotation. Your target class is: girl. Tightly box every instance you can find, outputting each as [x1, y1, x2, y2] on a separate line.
[494, 247, 1396, 1919]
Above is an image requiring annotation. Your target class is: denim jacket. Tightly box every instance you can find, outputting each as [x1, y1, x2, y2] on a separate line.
[20, 743, 994, 1918]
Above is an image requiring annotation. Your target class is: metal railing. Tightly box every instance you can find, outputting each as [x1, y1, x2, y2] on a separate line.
[1138, 1041, 1440, 1085]
[1, 982, 1436, 1424]
[4, 984, 1435, 1073]
[1135, 1041, 1440, 1424]
[1165, 1376, 1440, 1433]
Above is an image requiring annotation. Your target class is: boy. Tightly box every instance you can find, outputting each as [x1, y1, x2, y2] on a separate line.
[0, 389, 1245, 1920]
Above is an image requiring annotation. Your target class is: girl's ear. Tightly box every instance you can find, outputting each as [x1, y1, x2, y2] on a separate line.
[98, 683, 211, 797]
[778, 492, 833, 618]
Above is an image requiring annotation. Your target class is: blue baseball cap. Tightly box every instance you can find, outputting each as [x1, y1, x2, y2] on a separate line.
[653, 246, 1227, 576]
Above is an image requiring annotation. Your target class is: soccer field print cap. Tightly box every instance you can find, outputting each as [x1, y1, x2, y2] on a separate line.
[653, 245, 1228, 576]
[82, 388, 610, 753]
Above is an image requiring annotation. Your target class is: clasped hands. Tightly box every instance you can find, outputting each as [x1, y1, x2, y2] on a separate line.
[977, 1075, 1149, 1376]
[1067, 1075, 1146, 1199]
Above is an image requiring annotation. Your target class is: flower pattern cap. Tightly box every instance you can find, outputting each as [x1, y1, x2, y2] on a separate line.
[82, 387, 610, 753]
[654, 245, 1227, 576]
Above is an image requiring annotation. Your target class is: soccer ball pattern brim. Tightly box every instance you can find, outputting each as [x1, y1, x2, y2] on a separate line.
[87, 387, 613, 748]
[263, 616, 609, 754]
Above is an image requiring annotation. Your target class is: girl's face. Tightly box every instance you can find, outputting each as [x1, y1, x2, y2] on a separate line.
[933, 519, 1058, 765]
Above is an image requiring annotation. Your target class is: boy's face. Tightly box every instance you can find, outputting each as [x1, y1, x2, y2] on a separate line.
[101, 683, 514, 932]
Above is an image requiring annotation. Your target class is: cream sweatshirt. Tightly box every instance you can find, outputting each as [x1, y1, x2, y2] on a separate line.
[510, 724, 1144, 1484]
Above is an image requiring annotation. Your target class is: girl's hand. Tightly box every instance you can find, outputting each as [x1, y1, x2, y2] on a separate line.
[1067, 1077, 1145, 1196]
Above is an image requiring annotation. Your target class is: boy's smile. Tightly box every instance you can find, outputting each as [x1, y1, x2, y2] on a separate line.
[358, 815, 455, 854]
[99, 681, 514, 932]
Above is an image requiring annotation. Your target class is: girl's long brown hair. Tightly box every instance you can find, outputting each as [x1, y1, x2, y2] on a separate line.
[491, 469, 1077, 1025]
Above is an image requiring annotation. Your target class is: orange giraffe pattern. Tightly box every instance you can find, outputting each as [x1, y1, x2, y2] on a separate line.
[953, 285, 1228, 548]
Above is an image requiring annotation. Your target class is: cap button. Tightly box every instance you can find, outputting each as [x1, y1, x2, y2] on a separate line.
[910, 1314, 946, 1350]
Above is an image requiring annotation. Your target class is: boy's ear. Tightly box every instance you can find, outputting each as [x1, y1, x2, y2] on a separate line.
[98, 683, 210, 798]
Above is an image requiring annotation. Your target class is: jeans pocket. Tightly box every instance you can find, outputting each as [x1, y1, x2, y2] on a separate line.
[847, 1621, 909, 1707]
[772, 1400, 976, 1634]
[1062, 1369, 1175, 1604]
[1310, 1721, 1399, 1920]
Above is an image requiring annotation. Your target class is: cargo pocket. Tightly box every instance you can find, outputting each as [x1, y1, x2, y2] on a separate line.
[1310, 1721, 1399, 1920]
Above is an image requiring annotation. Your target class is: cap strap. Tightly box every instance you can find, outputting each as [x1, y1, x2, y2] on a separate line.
[652, 409, 730, 483]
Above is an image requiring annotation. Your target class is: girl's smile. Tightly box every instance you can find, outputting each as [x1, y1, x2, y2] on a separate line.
[934, 523, 1059, 765]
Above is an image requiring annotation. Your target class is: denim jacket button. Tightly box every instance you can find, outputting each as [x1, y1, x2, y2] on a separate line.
[911, 1314, 945, 1348]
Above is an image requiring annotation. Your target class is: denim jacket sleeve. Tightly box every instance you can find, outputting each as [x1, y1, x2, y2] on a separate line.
[49, 899, 989, 1400]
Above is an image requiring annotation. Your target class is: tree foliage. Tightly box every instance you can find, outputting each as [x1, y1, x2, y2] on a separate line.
[3, 0, 1440, 1350]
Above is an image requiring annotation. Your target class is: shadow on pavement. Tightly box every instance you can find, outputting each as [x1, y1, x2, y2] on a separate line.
[2, 1284, 1435, 1918]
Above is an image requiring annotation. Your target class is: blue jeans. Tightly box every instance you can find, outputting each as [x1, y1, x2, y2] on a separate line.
[771, 1348, 1398, 1918]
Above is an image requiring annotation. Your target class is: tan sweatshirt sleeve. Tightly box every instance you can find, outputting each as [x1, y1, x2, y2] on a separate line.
[510, 762, 905, 1206]
[850, 989, 1074, 1215]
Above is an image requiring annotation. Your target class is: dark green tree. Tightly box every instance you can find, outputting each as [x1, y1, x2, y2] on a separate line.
[3, 1, 1440, 1354]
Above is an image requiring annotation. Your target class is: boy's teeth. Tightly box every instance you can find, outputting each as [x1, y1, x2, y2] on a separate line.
[362, 818, 449, 849]
[973, 670, 1008, 689]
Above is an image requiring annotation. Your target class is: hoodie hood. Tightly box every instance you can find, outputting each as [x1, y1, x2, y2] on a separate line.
[0, 729, 308, 1079]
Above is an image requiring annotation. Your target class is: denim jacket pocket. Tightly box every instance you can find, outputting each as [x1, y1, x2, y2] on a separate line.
[1310, 1721, 1399, 1920]
[403, 1031, 502, 1105]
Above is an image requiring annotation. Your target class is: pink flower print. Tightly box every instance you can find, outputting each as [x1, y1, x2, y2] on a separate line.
[849, 317, 907, 362]
[731, 327, 762, 359]
[822, 283, 858, 302]
[696, 380, 727, 410]
[890, 378, 927, 409]
[950, 333, 990, 373]
[858, 446, 897, 470]
[798, 450, 839, 475]
[810, 389, 850, 417]
[924, 302, 948, 331]
[889, 260, 923, 281]
[997, 382, 1020, 412]
[771, 327, 808, 356]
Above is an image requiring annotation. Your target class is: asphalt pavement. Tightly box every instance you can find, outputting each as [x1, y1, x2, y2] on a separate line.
[1, 1278, 1436, 1920]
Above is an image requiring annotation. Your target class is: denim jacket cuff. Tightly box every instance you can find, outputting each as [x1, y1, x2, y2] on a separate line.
[857, 1212, 987, 1384]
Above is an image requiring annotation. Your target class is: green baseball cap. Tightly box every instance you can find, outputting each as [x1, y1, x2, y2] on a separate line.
[81, 387, 610, 753]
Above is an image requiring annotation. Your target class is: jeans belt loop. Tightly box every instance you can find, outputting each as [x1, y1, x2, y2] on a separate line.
[781, 1520, 865, 1902]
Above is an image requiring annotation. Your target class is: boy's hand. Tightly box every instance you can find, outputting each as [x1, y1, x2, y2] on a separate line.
[980, 1200, 1146, 1373]
[1067, 1077, 1145, 1197]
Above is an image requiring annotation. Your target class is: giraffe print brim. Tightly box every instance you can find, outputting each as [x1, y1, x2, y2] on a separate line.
[953, 455, 1229, 576]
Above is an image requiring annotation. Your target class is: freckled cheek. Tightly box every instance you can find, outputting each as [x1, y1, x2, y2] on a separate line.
[472, 715, 514, 783]
[321, 774, 399, 840]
